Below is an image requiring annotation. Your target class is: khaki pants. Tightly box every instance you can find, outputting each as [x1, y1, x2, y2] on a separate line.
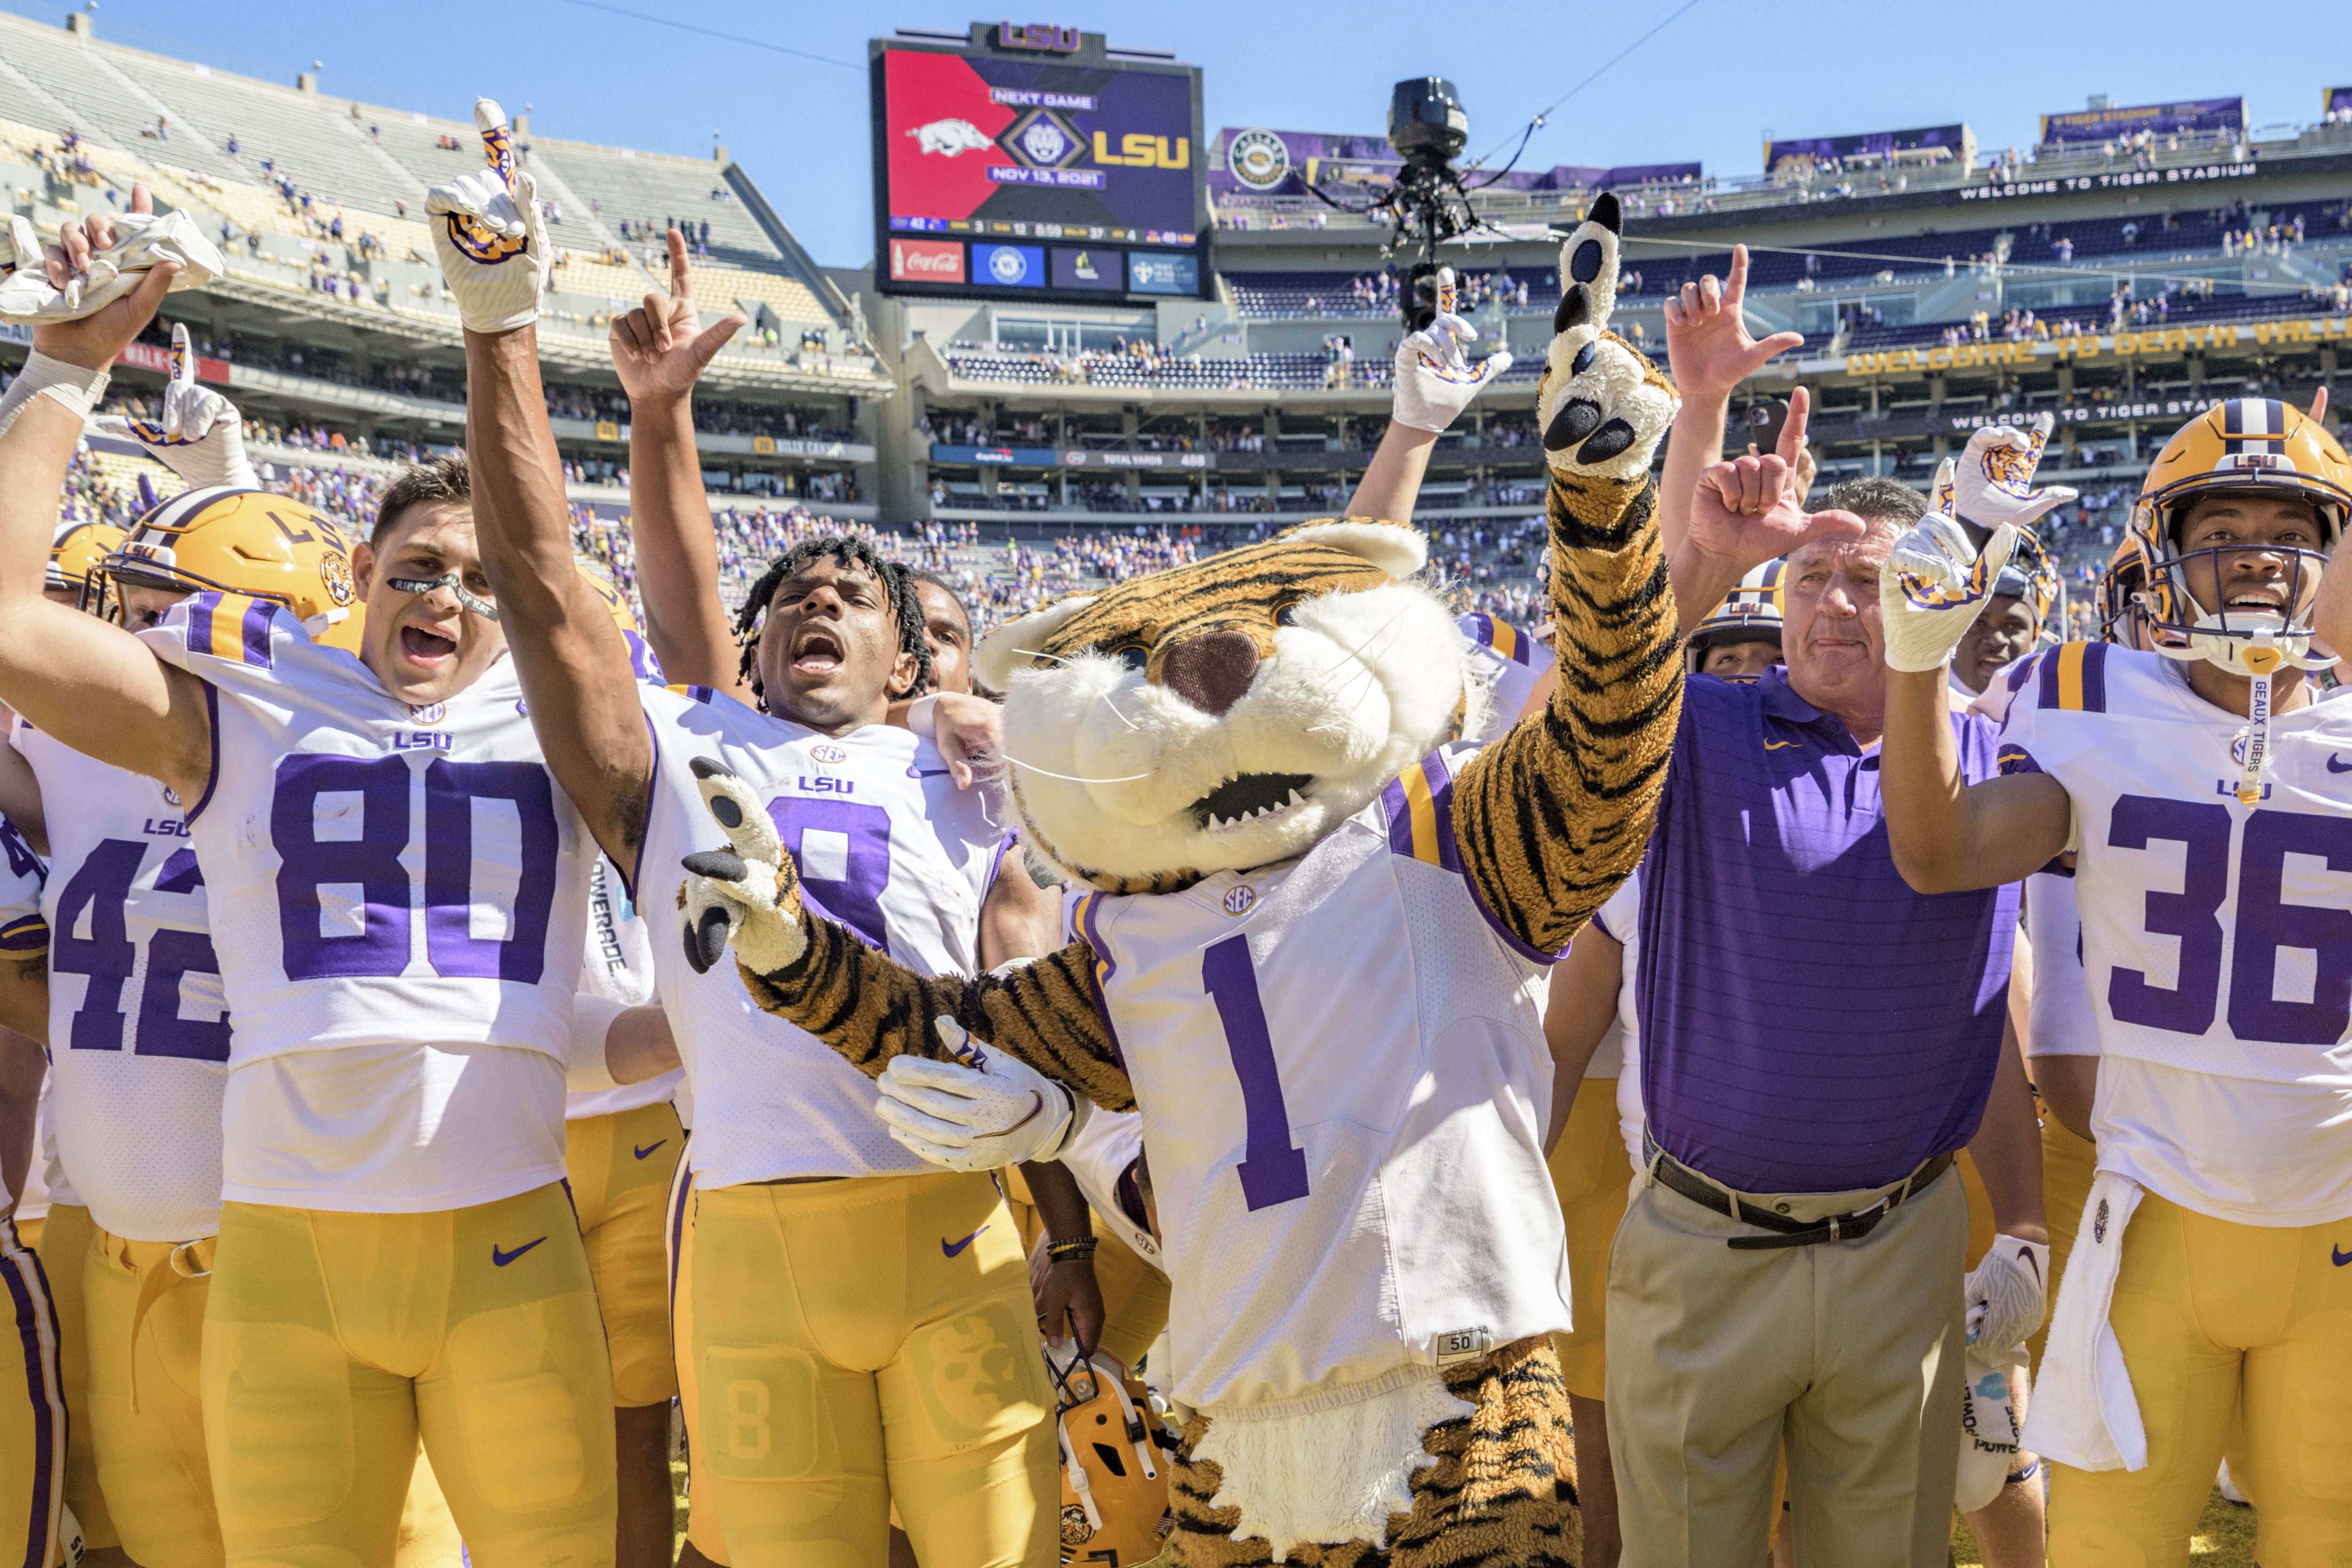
[1605, 1160, 1967, 1568]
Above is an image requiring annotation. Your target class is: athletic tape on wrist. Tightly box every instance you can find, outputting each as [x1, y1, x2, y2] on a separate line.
[0, 350, 110, 440]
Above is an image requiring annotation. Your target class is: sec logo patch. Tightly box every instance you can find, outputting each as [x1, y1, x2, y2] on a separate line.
[810, 743, 848, 764]
[1222, 885, 1255, 916]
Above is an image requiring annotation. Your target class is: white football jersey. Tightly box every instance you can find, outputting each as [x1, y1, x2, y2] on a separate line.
[1069, 746, 1566, 1412]
[1999, 642, 2352, 1222]
[1458, 613, 1555, 745]
[637, 685, 1004, 1187]
[138, 595, 595, 1069]
[11, 724, 230, 1241]
[1589, 872, 1645, 1167]
[566, 852, 680, 1120]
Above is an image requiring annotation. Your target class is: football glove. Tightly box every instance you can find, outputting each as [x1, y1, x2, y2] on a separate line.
[425, 98, 552, 334]
[677, 757, 809, 977]
[89, 323, 256, 489]
[1963, 1233, 2050, 1364]
[1934, 414, 2077, 536]
[0, 208, 222, 321]
[1536, 193, 1680, 482]
[1879, 512, 2020, 674]
[1389, 268, 1511, 434]
[874, 1017, 1084, 1171]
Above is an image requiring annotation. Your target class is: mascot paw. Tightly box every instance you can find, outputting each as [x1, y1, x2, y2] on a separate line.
[676, 756, 808, 977]
[1538, 192, 1680, 482]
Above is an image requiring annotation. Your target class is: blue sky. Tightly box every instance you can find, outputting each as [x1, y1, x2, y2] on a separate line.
[20, 0, 2350, 266]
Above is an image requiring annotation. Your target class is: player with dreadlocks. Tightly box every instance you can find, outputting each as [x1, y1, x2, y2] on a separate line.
[451, 203, 1073, 1566]
[729, 537, 933, 703]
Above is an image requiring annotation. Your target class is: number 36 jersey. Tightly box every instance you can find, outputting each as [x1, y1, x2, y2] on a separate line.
[1998, 642, 2352, 1224]
[636, 684, 1004, 1188]
[1068, 746, 1568, 1414]
[139, 594, 595, 1068]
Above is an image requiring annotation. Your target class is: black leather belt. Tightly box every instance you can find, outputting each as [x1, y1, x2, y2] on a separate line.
[1642, 1133, 1954, 1251]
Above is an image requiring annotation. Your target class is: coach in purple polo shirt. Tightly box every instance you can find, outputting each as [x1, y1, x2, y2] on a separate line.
[1605, 461, 2027, 1568]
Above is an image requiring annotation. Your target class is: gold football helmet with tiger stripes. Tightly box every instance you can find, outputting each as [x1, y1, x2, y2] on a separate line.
[95, 486, 364, 650]
[1685, 558, 1785, 675]
[2122, 397, 2350, 675]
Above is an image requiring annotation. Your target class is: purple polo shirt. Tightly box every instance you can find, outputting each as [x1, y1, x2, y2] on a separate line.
[1634, 668, 2017, 1194]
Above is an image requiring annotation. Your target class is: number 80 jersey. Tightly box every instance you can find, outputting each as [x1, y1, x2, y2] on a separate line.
[140, 595, 594, 1067]
[1998, 642, 2352, 1222]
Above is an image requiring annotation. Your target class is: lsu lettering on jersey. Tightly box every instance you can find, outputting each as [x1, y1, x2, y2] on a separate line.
[638, 685, 1004, 1186]
[11, 724, 230, 1242]
[1998, 643, 2352, 1222]
[566, 853, 680, 1121]
[1458, 613, 1555, 745]
[1068, 746, 1566, 1413]
[136, 595, 595, 1067]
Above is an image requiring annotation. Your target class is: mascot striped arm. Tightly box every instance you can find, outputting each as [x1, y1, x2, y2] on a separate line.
[679, 194, 1681, 1568]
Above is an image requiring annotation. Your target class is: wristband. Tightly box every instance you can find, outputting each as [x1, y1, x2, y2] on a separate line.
[1046, 1235, 1099, 1263]
[0, 350, 110, 441]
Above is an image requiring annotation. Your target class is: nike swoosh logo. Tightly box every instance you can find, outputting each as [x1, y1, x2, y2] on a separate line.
[491, 1237, 547, 1268]
[2329, 756, 2352, 774]
[633, 1140, 668, 1161]
[2334, 1244, 2352, 1266]
[1764, 739, 1803, 751]
[941, 1225, 988, 1258]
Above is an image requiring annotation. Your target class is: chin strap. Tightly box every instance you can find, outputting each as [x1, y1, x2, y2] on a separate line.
[2237, 634, 2283, 807]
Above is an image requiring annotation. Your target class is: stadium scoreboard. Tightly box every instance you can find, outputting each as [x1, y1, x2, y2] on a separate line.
[872, 23, 1208, 304]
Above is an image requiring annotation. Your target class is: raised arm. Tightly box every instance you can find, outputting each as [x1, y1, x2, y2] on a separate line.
[431, 99, 652, 869]
[1875, 517, 2074, 891]
[1452, 197, 1683, 957]
[1657, 245, 1804, 562]
[1344, 265, 1513, 525]
[0, 210, 210, 799]
[1668, 389, 1864, 635]
[609, 230, 748, 695]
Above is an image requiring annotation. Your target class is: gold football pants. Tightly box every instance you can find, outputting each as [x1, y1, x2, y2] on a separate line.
[1, 1215, 69, 1568]
[565, 1101, 685, 1408]
[30, 1203, 114, 1553]
[691, 1170, 1055, 1568]
[201, 1184, 618, 1568]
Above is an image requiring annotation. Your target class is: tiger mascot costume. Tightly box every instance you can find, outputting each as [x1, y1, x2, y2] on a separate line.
[680, 195, 1680, 1567]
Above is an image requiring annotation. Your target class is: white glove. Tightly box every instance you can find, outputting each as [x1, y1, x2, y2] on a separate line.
[1879, 512, 2020, 674]
[424, 99, 551, 333]
[89, 323, 256, 489]
[1934, 414, 2077, 535]
[677, 757, 809, 977]
[1390, 268, 1510, 433]
[874, 1017, 1083, 1171]
[0, 209, 222, 321]
[1963, 1233, 2050, 1363]
[1536, 193, 1679, 482]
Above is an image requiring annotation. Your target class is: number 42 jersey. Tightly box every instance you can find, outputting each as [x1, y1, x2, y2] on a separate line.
[138, 595, 595, 1069]
[1998, 643, 2352, 1224]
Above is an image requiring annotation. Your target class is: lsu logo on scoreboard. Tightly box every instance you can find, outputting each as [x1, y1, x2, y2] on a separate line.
[1093, 133, 1190, 169]
[998, 22, 1080, 51]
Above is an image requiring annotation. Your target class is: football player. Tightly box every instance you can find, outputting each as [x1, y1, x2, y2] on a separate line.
[1878, 395, 2352, 1562]
[0, 199, 618, 1562]
[450, 160, 1063, 1565]
[0, 824, 66, 1568]
[1686, 560, 1787, 682]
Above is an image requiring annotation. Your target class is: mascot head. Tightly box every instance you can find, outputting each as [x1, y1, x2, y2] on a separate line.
[975, 519, 1485, 893]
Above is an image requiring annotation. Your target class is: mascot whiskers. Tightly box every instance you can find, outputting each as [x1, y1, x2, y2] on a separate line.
[680, 196, 1681, 1567]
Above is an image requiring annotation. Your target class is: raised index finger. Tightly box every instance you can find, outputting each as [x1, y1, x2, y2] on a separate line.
[1725, 244, 1750, 304]
[667, 227, 691, 302]
[1778, 384, 1811, 466]
[170, 322, 195, 387]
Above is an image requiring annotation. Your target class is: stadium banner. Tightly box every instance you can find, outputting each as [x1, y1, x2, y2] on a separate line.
[2038, 97, 2244, 145]
[873, 27, 1208, 303]
[1764, 125, 1971, 175]
[1958, 158, 2260, 202]
[2328, 87, 2352, 113]
[1841, 312, 2351, 377]
[931, 444, 1214, 470]
[1212, 127, 1696, 198]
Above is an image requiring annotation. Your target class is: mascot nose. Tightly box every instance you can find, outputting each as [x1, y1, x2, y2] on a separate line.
[1159, 630, 1261, 716]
